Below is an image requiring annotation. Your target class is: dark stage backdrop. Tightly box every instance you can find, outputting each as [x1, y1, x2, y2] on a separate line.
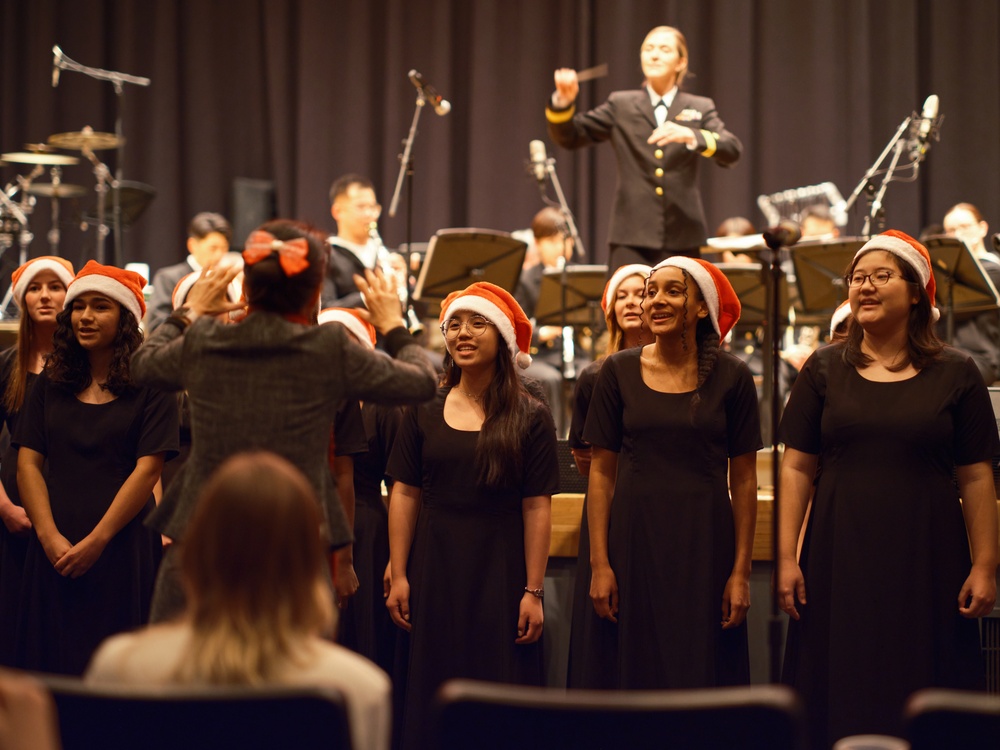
[2, 0, 999, 283]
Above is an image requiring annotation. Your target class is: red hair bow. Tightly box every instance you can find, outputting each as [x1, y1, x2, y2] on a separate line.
[242, 231, 310, 277]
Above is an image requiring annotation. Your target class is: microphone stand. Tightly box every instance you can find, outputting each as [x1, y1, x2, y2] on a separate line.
[863, 132, 908, 237]
[53, 46, 150, 266]
[842, 115, 911, 238]
[388, 89, 443, 333]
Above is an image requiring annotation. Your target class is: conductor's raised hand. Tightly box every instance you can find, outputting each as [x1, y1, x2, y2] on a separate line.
[353, 267, 406, 336]
[185, 263, 244, 318]
[553, 68, 579, 106]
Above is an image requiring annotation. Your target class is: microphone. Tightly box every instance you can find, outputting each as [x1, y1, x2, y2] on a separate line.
[763, 220, 801, 249]
[529, 140, 549, 183]
[52, 45, 62, 87]
[408, 70, 451, 116]
[909, 94, 939, 162]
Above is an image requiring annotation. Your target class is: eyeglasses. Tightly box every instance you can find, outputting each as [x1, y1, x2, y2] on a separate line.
[441, 315, 493, 340]
[845, 270, 897, 288]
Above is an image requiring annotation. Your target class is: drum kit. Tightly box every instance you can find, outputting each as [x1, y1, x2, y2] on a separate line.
[0, 129, 131, 315]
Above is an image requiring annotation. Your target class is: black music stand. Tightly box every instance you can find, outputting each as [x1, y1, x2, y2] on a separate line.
[789, 237, 867, 323]
[413, 229, 527, 318]
[533, 265, 608, 328]
[716, 262, 790, 328]
[923, 236, 1000, 342]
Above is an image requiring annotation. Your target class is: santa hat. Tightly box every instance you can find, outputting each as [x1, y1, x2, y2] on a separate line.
[171, 270, 244, 311]
[64, 260, 147, 321]
[829, 300, 852, 338]
[853, 230, 940, 321]
[11, 256, 75, 308]
[650, 256, 742, 338]
[318, 307, 377, 349]
[602, 263, 651, 312]
[439, 281, 533, 369]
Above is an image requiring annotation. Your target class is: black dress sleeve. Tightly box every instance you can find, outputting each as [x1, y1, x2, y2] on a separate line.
[582, 354, 625, 452]
[569, 362, 600, 450]
[136, 387, 181, 460]
[375, 404, 403, 488]
[951, 356, 1000, 465]
[385, 403, 424, 488]
[334, 399, 368, 457]
[777, 349, 828, 455]
[12, 372, 49, 455]
[725, 358, 764, 457]
[521, 403, 560, 498]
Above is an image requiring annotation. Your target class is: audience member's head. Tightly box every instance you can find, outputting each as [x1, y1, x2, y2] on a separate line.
[178, 451, 334, 683]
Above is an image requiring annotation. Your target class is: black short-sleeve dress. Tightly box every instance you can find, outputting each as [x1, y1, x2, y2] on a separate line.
[387, 387, 559, 748]
[13, 373, 179, 675]
[337, 401, 400, 675]
[778, 344, 997, 747]
[582, 347, 761, 689]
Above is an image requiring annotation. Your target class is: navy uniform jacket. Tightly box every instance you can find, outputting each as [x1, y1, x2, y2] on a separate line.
[547, 89, 742, 252]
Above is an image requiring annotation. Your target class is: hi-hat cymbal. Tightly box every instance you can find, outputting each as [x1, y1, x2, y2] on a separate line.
[25, 183, 88, 199]
[48, 129, 122, 151]
[1, 151, 80, 165]
[24, 143, 58, 153]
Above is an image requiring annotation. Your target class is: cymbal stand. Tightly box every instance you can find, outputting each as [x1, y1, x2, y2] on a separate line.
[82, 147, 117, 264]
[52, 45, 150, 265]
[0, 179, 35, 318]
[47, 166, 64, 253]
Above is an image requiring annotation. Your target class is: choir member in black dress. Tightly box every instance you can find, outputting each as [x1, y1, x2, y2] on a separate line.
[584, 257, 760, 688]
[15, 262, 179, 674]
[0, 257, 74, 667]
[778, 230, 999, 748]
[566, 262, 651, 688]
[319, 307, 399, 674]
[385, 282, 559, 749]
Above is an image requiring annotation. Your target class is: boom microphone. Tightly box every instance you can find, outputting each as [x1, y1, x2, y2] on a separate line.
[763, 220, 801, 249]
[909, 94, 939, 162]
[529, 140, 549, 183]
[407, 70, 451, 116]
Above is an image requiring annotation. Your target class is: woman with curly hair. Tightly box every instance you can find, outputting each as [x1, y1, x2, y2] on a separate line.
[0, 257, 74, 668]
[583, 257, 760, 688]
[14, 262, 179, 675]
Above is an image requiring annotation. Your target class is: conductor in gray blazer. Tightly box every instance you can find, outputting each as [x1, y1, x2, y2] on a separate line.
[546, 26, 742, 269]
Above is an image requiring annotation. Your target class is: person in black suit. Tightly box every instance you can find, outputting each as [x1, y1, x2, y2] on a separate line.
[546, 25, 742, 269]
[145, 213, 231, 331]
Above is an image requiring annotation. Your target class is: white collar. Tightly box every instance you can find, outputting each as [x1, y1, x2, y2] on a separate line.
[647, 85, 678, 110]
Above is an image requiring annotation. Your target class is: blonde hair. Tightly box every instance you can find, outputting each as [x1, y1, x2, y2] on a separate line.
[604, 272, 648, 355]
[175, 452, 335, 684]
[643, 26, 690, 86]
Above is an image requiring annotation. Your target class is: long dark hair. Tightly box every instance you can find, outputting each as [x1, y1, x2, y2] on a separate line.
[441, 349, 538, 489]
[45, 305, 143, 396]
[243, 219, 327, 316]
[842, 251, 944, 371]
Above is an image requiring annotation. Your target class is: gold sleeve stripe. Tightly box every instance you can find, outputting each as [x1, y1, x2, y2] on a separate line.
[546, 105, 576, 124]
[700, 130, 717, 158]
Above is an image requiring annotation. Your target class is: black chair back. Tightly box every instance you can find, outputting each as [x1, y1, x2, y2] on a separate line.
[904, 687, 1000, 749]
[39, 675, 351, 750]
[434, 679, 807, 750]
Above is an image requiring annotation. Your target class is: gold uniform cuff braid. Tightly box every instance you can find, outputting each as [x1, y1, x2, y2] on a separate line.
[524, 587, 544, 599]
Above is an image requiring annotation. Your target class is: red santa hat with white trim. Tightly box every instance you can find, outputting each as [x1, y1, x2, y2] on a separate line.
[11, 256, 75, 308]
[318, 307, 377, 349]
[602, 263, 651, 312]
[64, 260, 147, 322]
[439, 281, 533, 368]
[852, 229, 940, 321]
[649, 256, 742, 338]
[829, 299, 852, 338]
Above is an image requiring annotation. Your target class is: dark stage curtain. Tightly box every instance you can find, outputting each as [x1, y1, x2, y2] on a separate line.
[1, 0, 999, 282]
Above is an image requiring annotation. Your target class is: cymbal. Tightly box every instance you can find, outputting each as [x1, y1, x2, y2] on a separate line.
[1, 151, 80, 165]
[24, 143, 58, 153]
[48, 129, 122, 151]
[25, 183, 87, 199]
